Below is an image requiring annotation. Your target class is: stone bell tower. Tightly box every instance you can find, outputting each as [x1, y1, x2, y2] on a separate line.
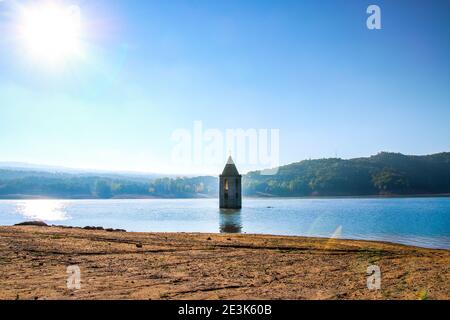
[219, 156, 242, 209]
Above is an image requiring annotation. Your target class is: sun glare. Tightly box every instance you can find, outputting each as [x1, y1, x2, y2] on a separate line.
[18, 2, 83, 65]
[17, 200, 69, 222]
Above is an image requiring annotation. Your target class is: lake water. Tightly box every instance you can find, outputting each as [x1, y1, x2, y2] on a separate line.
[0, 198, 449, 250]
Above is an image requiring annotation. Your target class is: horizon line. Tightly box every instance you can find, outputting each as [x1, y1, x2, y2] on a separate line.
[1, 150, 449, 177]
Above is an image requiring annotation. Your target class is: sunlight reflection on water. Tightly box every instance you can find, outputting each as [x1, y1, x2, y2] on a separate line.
[16, 200, 69, 221]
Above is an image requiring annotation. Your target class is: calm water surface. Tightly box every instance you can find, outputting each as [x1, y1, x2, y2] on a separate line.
[0, 198, 449, 249]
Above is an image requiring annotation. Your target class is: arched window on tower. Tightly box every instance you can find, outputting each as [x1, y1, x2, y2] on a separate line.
[224, 179, 229, 200]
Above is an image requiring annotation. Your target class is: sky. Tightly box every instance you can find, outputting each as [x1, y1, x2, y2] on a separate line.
[0, 0, 449, 175]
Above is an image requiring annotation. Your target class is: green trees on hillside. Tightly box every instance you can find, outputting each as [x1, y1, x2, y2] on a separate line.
[243, 152, 450, 196]
[0, 172, 218, 199]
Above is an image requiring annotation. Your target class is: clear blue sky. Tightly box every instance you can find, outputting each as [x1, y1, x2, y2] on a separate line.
[0, 0, 449, 174]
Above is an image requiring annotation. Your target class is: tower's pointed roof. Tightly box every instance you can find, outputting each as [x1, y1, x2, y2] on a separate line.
[221, 156, 240, 176]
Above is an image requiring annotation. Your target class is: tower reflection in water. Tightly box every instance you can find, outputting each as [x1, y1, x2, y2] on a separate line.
[219, 209, 242, 233]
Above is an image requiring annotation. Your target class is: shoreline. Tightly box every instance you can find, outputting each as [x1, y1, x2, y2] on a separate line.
[4, 222, 449, 252]
[1, 194, 450, 200]
[1, 225, 449, 300]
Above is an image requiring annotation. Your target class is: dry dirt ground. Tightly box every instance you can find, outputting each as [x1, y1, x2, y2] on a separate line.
[0, 226, 449, 300]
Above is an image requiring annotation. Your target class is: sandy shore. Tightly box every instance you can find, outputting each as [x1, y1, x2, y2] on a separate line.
[0, 225, 449, 300]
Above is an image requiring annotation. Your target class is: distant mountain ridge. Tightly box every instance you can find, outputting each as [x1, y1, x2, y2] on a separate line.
[0, 152, 449, 199]
[0, 161, 164, 179]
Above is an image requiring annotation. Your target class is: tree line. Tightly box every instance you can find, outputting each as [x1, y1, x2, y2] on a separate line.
[1, 152, 450, 199]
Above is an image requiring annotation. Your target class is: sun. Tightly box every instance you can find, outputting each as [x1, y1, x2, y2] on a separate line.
[18, 2, 83, 65]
